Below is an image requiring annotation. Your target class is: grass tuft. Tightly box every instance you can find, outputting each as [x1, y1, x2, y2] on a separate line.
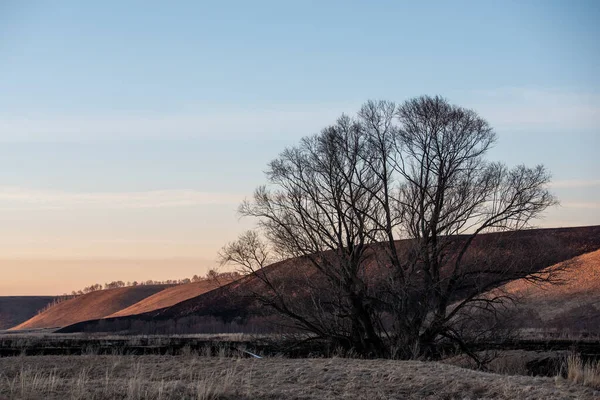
[566, 353, 600, 389]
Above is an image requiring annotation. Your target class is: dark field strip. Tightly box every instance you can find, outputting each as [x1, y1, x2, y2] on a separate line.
[2, 337, 600, 359]
[474, 339, 600, 359]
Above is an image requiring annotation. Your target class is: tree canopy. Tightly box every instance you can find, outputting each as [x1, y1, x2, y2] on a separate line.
[220, 96, 558, 360]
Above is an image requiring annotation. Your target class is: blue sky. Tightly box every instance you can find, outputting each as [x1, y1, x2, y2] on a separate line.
[0, 1, 598, 294]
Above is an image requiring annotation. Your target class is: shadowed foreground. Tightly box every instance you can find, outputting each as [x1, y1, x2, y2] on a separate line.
[0, 296, 55, 330]
[1, 355, 598, 399]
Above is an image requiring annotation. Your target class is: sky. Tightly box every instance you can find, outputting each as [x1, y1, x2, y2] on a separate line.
[0, 0, 599, 295]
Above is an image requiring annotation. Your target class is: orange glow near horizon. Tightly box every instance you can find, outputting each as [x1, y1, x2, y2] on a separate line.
[1, 203, 598, 296]
[0, 258, 219, 296]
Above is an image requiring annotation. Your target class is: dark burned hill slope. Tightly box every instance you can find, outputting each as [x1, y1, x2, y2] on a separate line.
[59, 226, 600, 334]
[12, 285, 170, 330]
[107, 277, 236, 318]
[0, 296, 55, 330]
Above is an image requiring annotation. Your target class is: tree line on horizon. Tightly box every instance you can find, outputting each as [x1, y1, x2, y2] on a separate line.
[63, 269, 242, 296]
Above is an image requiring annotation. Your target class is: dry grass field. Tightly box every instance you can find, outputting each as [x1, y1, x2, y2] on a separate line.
[1, 355, 599, 400]
[4, 229, 600, 399]
[498, 249, 600, 331]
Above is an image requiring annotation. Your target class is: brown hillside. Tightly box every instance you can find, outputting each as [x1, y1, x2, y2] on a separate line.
[498, 249, 600, 332]
[59, 226, 600, 334]
[0, 296, 55, 330]
[11, 285, 170, 330]
[108, 278, 233, 318]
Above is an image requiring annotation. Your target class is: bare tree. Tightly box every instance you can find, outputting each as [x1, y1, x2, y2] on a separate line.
[220, 96, 558, 360]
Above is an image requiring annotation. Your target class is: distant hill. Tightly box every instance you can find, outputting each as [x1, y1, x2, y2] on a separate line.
[0, 296, 55, 330]
[59, 226, 600, 334]
[11, 285, 170, 330]
[107, 278, 234, 318]
[499, 248, 600, 332]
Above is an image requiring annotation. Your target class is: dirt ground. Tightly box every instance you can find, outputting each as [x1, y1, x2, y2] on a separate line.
[1, 355, 599, 399]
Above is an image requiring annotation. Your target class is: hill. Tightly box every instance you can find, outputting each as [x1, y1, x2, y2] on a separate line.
[499, 248, 600, 332]
[107, 278, 234, 318]
[59, 226, 600, 334]
[11, 285, 170, 330]
[0, 296, 56, 330]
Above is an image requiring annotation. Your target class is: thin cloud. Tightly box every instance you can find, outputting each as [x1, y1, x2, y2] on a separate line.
[561, 202, 600, 210]
[0, 88, 600, 142]
[0, 187, 245, 210]
[2, 89, 597, 142]
[464, 87, 600, 131]
[549, 179, 600, 189]
[0, 105, 355, 142]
